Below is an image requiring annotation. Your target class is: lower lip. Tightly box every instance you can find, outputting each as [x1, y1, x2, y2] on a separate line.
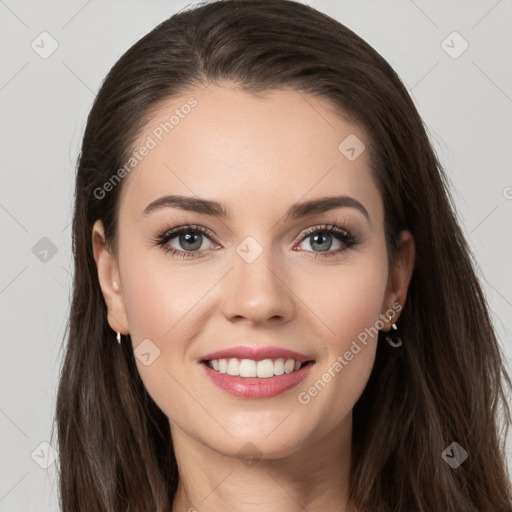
[200, 361, 315, 399]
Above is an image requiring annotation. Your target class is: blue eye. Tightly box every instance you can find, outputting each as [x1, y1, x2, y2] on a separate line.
[294, 224, 360, 259]
[154, 225, 219, 259]
[153, 223, 360, 260]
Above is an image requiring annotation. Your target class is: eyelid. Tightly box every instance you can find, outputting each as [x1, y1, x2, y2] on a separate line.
[156, 224, 220, 245]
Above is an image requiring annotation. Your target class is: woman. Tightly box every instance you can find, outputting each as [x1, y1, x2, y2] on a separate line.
[55, 0, 512, 510]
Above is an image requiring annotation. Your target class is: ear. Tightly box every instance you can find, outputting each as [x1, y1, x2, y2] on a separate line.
[381, 230, 415, 330]
[91, 219, 129, 334]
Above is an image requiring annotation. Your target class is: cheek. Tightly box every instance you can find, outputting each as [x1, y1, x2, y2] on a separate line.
[118, 250, 194, 417]
[120, 246, 207, 341]
[295, 255, 389, 347]
[293, 249, 388, 406]
[118, 246, 218, 406]
[294, 260, 387, 425]
[330, 273, 386, 344]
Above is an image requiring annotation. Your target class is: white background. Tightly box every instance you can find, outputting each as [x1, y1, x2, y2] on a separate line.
[0, 0, 511, 509]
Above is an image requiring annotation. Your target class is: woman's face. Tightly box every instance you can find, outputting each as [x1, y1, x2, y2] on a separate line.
[93, 83, 413, 459]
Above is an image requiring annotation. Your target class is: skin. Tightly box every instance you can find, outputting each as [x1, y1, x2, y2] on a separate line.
[92, 83, 415, 512]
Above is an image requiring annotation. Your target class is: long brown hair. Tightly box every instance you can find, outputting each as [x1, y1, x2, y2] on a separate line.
[54, 1, 512, 510]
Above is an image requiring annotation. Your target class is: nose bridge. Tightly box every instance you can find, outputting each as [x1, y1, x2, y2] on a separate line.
[222, 234, 295, 323]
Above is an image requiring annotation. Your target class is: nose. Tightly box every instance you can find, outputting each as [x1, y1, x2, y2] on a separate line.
[221, 242, 296, 325]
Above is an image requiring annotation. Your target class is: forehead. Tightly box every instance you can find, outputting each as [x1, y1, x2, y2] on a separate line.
[118, 84, 382, 224]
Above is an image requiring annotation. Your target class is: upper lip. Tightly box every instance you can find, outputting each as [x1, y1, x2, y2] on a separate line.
[200, 346, 314, 363]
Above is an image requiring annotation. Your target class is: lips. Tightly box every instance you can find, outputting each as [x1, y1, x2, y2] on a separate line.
[198, 345, 316, 399]
[200, 359, 315, 399]
[200, 345, 314, 363]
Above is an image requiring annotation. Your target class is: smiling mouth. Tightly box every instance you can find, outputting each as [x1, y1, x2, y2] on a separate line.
[202, 357, 315, 378]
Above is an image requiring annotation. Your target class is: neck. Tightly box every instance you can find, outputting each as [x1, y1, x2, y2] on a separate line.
[170, 412, 356, 512]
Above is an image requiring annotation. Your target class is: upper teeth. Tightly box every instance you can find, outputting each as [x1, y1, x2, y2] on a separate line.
[207, 358, 303, 378]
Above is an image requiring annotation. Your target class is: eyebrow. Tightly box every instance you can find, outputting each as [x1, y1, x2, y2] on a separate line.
[142, 194, 371, 224]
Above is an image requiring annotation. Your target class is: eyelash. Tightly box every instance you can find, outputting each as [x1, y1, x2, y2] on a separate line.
[152, 223, 360, 260]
